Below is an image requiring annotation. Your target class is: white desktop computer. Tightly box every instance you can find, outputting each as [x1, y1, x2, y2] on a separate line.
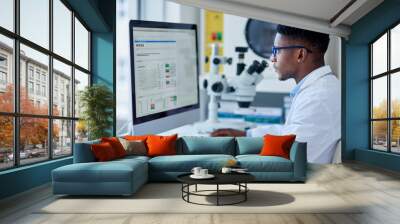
[116, 20, 200, 135]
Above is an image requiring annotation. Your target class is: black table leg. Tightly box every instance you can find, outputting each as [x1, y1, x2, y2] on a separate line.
[217, 184, 219, 206]
[181, 184, 183, 199]
[245, 183, 247, 201]
[187, 184, 190, 202]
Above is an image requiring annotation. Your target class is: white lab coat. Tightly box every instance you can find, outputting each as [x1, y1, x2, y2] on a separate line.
[247, 65, 341, 164]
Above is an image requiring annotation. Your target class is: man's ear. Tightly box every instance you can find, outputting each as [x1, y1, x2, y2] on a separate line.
[297, 48, 306, 63]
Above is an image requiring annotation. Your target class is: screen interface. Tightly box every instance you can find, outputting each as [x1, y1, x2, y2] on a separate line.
[132, 27, 198, 118]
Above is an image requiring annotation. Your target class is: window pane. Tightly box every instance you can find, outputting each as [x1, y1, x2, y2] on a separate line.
[372, 121, 388, 151]
[0, 116, 13, 170]
[20, 117, 49, 165]
[372, 33, 387, 76]
[20, 0, 49, 49]
[74, 69, 89, 118]
[391, 72, 400, 118]
[391, 24, 400, 70]
[75, 120, 88, 143]
[0, 34, 14, 112]
[53, 119, 72, 158]
[53, 0, 72, 60]
[75, 18, 89, 70]
[20, 44, 49, 115]
[0, 0, 14, 31]
[391, 120, 400, 153]
[53, 59, 72, 117]
[372, 77, 387, 119]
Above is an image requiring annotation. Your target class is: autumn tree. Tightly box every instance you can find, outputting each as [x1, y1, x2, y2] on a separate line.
[392, 99, 400, 143]
[0, 85, 14, 150]
[0, 84, 60, 152]
[372, 99, 400, 144]
[372, 100, 388, 140]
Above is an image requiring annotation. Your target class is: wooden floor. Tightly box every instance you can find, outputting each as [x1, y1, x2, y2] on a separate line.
[1, 162, 400, 224]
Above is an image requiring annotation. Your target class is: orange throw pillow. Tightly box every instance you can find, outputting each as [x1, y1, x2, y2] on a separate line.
[260, 134, 296, 159]
[91, 142, 117, 161]
[146, 134, 178, 157]
[101, 137, 127, 158]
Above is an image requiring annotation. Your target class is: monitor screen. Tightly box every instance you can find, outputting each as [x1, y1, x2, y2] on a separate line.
[129, 20, 199, 125]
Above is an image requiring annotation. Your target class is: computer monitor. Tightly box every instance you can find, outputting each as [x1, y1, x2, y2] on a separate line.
[128, 20, 200, 134]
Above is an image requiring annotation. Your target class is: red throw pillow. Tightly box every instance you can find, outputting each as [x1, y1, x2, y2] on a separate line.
[146, 134, 178, 157]
[101, 137, 127, 158]
[91, 142, 117, 161]
[259, 134, 296, 159]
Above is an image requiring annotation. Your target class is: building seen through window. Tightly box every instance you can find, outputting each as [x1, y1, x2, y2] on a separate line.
[0, 0, 90, 170]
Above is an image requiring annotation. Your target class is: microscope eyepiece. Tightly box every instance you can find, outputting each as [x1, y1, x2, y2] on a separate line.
[256, 60, 268, 73]
[247, 60, 260, 74]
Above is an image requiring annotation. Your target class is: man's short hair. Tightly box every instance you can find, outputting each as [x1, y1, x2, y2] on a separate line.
[277, 25, 330, 54]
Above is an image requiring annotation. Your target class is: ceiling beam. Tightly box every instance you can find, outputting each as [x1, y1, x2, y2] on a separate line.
[65, 0, 111, 32]
[169, 0, 351, 37]
[330, 0, 368, 27]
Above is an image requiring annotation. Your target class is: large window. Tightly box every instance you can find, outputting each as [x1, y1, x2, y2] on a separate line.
[0, 0, 14, 32]
[0, 0, 91, 171]
[371, 23, 400, 153]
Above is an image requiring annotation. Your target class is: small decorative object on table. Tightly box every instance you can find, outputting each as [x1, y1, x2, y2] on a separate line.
[221, 159, 241, 173]
[221, 167, 232, 173]
[226, 159, 238, 168]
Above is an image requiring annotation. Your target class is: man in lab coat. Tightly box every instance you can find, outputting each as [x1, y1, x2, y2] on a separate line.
[211, 25, 341, 164]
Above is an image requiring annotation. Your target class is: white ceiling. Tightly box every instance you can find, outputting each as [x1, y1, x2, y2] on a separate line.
[170, 0, 384, 38]
[225, 0, 353, 22]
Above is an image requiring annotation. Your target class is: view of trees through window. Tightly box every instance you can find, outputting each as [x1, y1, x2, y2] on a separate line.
[0, 0, 90, 170]
[371, 23, 400, 153]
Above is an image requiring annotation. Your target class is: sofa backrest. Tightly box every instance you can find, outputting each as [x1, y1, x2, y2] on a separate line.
[177, 136, 235, 155]
[236, 137, 304, 158]
[73, 139, 100, 163]
[74, 137, 237, 162]
[73, 136, 302, 162]
[235, 137, 263, 155]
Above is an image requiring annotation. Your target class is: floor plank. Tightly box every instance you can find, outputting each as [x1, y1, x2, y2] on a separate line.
[1, 162, 400, 224]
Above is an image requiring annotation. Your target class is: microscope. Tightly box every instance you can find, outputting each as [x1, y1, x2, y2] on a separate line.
[195, 43, 268, 133]
[202, 43, 232, 124]
[223, 47, 268, 111]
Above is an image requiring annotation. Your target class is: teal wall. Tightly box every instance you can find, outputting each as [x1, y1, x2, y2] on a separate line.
[0, 0, 115, 200]
[0, 158, 72, 199]
[344, 0, 400, 170]
[92, 32, 115, 135]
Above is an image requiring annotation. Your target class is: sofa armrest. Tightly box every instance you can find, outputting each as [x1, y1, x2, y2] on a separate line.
[289, 142, 307, 181]
[73, 140, 100, 163]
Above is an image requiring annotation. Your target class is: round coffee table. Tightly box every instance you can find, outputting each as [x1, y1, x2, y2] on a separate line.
[177, 173, 255, 206]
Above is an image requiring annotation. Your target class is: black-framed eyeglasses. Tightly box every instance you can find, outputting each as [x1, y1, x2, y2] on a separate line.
[271, 45, 313, 58]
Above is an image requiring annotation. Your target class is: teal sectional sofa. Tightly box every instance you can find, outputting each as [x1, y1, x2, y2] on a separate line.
[52, 137, 307, 196]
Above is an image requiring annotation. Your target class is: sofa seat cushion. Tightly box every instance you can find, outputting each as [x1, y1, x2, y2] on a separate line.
[116, 155, 150, 163]
[53, 159, 147, 183]
[236, 155, 293, 172]
[149, 154, 235, 172]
